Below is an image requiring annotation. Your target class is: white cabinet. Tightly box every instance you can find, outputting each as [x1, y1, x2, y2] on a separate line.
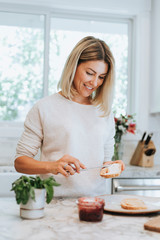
[150, 0, 160, 113]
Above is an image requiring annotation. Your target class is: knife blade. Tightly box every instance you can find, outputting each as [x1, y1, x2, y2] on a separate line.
[66, 164, 111, 173]
[80, 164, 110, 171]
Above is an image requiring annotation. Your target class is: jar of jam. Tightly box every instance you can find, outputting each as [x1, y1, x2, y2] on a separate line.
[77, 197, 105, 222]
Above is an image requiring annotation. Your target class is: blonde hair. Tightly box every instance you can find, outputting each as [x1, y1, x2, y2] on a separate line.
[58, 36, 115, 116]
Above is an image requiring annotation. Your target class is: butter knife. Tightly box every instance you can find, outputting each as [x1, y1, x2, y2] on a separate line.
[66, 165, 110, 173]
[80, 164, 111, 171]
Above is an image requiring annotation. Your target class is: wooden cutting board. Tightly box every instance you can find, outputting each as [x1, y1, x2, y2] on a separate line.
[144, 216, 160, 233]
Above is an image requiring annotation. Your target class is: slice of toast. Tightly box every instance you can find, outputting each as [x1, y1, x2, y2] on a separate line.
[121, 198, 147, 210]
[144, 216, 160, 232]
[100, 163, 121, 178]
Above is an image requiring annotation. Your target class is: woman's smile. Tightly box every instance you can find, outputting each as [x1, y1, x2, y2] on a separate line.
[84, 84, 93, 90]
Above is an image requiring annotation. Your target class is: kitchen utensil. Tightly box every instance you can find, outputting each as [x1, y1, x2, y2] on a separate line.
[130, 135, 156, 167]
[144, 133, 153, 148]
[81, 164, 111, 171]
[140, 131, 146, 142]
[66, 164, 111, 174]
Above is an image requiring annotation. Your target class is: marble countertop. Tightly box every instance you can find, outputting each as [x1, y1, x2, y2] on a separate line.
[118, 164, 160, 179]
[1, 196, 160, 240]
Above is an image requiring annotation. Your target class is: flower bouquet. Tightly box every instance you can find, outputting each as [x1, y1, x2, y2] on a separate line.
[113, 114, 136, 160]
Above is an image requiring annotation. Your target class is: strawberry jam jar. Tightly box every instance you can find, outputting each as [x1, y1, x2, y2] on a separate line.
[77, 197, 105, 222]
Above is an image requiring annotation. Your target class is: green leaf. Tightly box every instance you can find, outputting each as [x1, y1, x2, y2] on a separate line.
[44, 184, 53, 204]
[52, 182, 61, 187]
[30, 187, 35, 201]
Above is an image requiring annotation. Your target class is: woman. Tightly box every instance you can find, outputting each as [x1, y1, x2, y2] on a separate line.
[15, 36, 125, 197]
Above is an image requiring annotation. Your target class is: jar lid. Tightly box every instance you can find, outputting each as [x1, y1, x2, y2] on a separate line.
[77, 197, 105, 207]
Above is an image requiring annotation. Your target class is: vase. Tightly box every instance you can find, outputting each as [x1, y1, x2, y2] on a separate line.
[112, 131, 123, 160]
[20, 189, 45, 219]
[112, 142, 120, 160]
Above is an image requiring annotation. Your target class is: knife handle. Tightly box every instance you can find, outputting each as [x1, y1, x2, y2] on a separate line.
[144, 133, 153, 146]
[140, 131, 146, 142]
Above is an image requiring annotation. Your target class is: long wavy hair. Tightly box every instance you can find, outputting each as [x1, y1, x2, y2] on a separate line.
[58, 36, 115, 116]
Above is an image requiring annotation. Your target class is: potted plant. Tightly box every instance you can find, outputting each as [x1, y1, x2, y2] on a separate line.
[11, 175, 60, 219]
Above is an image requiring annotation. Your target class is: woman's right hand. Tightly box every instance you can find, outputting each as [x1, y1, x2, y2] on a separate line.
[47, 154, 86, 177]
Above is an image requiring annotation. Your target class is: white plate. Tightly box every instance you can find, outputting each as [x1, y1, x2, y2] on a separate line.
[101, 194, 160, 214]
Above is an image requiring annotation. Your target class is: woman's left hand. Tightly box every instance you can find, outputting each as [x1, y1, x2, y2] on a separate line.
[103, 160, 125, 172]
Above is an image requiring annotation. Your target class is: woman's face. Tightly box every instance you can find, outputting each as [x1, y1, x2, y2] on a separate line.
[73, 60, 108, 103]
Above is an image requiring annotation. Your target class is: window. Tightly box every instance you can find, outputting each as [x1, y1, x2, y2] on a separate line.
[0, 12, 44, 121]
[0, 12, 129, 121]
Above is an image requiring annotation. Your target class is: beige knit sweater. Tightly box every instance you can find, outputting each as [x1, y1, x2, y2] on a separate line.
[16, 93, 115, 197]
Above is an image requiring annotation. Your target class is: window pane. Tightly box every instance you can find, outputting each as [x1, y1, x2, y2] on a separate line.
[49, 17, 128, 115]
[0, 12, 44, 121]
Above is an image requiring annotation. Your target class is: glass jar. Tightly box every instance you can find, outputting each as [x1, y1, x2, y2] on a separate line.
[77, 197, 105, 222]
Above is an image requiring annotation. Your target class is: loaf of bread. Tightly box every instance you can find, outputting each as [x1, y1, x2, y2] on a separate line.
[121, 198, 147, 210]
[100, 163, 121, 178]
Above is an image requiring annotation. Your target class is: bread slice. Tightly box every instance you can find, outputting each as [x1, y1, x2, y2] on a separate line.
[100, 163, 121, 178]
[144, 216, 160, 232]
[121, 198, 147, 210]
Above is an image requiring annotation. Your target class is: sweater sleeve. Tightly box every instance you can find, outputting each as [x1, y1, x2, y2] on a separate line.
[15, 103, 43, 159]
[103, 112, 115, 162]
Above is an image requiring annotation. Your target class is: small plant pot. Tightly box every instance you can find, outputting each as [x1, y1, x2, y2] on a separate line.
[20, 189, 45, 219]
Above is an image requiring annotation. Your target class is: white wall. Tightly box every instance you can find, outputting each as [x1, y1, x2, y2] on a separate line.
[150, 0, 160, 113]
[148, 0, 160, 165]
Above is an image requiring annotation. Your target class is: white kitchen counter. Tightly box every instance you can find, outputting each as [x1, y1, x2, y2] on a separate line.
[118, 164, 160, 178]
[1, 196, 160, 240]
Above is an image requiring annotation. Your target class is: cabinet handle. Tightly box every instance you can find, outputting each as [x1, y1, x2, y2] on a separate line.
[113, 180, 160, 192]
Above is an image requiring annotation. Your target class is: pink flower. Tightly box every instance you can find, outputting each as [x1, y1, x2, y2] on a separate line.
[127, 123, 136, 134]
[114, 117, 118, 123]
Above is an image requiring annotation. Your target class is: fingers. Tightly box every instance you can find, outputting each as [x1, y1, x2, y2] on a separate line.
[54, 155, 86, 177]
[55, 164, 75, 177]
[73, 161, 86, 173]
[64, 164, 76, 175]
[79, 162, 86, 170]
[63, 155, 86, 173]
[59, 167, 70, 177]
